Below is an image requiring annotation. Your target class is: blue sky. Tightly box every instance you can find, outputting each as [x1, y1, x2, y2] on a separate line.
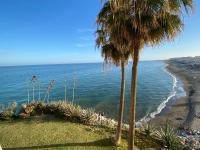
[0, 0, 199, 66]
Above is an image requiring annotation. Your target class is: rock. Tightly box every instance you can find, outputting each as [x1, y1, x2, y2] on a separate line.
[178, 129, 200, 149]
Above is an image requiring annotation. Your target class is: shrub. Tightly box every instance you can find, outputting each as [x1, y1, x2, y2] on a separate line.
[20, 103, 33, 114]
[51, 101, 97, 125]
[140, 123, 156, 137]
[19, 102, 45, 117]
[69, 104, 82, 122]
[45, 103, 59, 114]
[0, 102, 17, 120]
[1, 101, 103, 126]
[32, 102, 45, 115]
[156, 123, 183, 150]
[81, 108, 96, 124]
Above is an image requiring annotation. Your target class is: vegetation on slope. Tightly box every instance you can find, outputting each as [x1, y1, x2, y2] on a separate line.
[0, 101, 190, 150]
[0, 116, 127, 150]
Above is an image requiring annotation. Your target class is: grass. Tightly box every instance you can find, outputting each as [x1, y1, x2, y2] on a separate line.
[0, 116, 128, 150]
[0, 116, 167, 150]
[0, 115, 178, 150]
[0, 101, 179, 150]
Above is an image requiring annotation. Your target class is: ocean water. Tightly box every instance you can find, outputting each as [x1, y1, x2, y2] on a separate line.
[0, 61, 184, 122]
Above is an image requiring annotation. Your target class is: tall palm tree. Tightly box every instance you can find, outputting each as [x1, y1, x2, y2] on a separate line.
[96, 39, 130, 145]
[97, 1, 193, 149]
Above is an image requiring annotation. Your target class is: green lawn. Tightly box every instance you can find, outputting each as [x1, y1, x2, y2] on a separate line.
[0, 116, 128, 150]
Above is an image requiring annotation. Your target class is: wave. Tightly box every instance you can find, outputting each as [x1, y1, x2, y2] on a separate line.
[136, 65, 179, 127]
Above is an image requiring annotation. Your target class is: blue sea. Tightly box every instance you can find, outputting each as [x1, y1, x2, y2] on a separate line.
[0, 61, 185, 122]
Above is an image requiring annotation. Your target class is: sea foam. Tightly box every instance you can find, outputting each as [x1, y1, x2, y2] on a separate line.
[136, 65, 179, 127]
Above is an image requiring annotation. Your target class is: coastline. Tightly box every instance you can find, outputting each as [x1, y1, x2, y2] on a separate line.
[137, 66, 179, 126]
[150, 58, 200, 130]
[149, 62, 189, 128]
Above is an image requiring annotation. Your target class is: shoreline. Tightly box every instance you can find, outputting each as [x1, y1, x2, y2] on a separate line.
[138, 65, 180, 124]
[150, 58, 200, 130]
[149, 64, 189, 128]
[137, 62, 186, 127]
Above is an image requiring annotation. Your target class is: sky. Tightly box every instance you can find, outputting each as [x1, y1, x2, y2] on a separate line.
[0, 0, 199, 66]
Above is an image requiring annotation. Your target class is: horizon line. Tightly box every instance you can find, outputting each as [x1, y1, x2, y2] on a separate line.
[1, 55, 199, 67]
[0, 59, 165, 67]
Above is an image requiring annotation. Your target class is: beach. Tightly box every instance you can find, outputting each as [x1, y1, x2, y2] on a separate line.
[150, 57, 200, 130]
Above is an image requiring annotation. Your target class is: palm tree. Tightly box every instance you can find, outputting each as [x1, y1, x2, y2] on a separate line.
[97, 1, 193, 149]
[97, 42, 130, 145]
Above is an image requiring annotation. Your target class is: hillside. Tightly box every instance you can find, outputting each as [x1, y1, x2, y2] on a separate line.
[0, 116, 128, 150]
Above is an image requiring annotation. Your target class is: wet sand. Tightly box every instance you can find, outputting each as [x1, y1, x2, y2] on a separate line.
[150, 57, 200, 130]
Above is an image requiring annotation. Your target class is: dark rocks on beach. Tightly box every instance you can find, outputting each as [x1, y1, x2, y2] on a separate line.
[179, 129, 200, 149]
[167, 56, 200, 149]
[167, 56, 200, 131]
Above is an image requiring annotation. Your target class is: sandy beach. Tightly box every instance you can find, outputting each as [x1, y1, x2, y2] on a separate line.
[150, 57, 200, 130]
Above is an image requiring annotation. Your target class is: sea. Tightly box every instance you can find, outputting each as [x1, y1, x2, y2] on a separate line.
[0, 60, 186, 122]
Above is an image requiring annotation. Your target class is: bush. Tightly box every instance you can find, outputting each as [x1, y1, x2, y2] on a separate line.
[140, 123, 156, 137]
[19, 102, 46, 118]
[19, 103, 33, 116]
[19, 102, 45, 118]
[1, 101, 104, 126]
[45, 103, 59, 114]
[81, 108, 96, 124]
[17, 101, 97, 125]
[156, 123, 183, 150]
[0, 102, 17, 120]
[52, 101, 95, 124]
[68, 104, 82, 122]
[32, 102, 45, 115]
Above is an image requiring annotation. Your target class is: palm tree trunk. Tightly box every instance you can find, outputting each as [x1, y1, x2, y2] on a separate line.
[128, 49, 139, 150]
[114, 60, 126, 146]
